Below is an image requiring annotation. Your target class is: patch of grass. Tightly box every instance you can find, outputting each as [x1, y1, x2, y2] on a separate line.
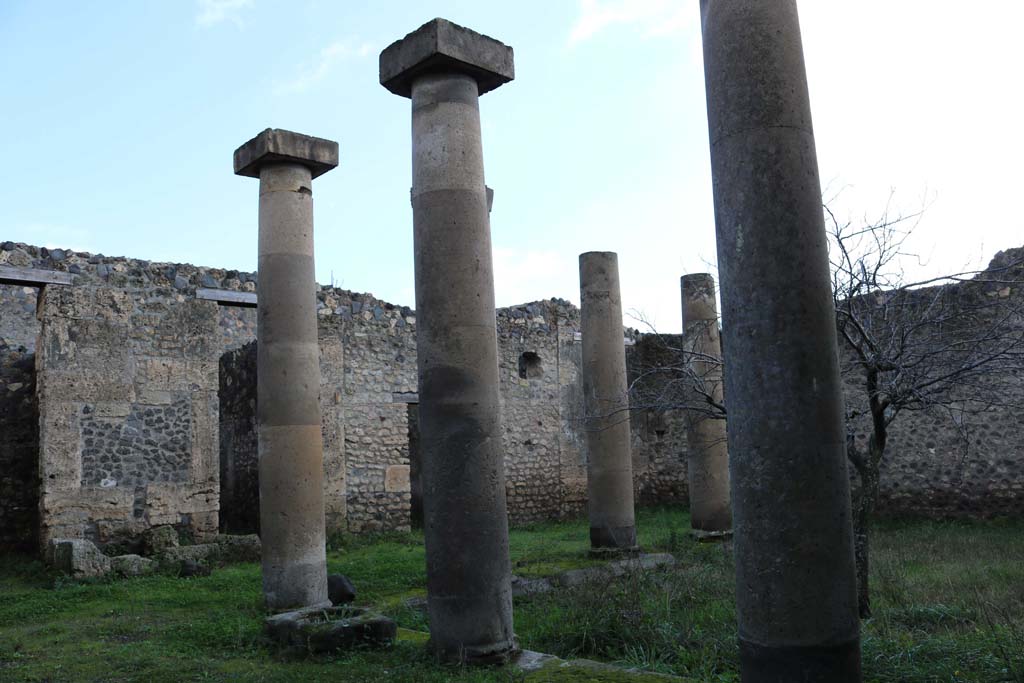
[3, 512, 1024, 681]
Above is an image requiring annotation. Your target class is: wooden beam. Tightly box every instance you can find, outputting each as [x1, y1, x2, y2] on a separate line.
[195, 288, 257, 308]
[0, 265, 75, 288]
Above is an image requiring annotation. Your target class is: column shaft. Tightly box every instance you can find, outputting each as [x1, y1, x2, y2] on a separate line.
[681, 274, 731, 532]
[257, 162, 328, 610]
[579, 252, 636, 549]
[700, 1, 861, 680]
[410, 72, 516, 663]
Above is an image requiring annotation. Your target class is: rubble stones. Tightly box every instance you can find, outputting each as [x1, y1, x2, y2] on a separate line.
[178, 558, 211, 578]
[111, 554, 156, 577]
[158, 534, 260, 565]
[328, 574, 357, 605]
[47, 538, 112, 578]
[143, 525, 179, 555]
[264, 605, 397, 654]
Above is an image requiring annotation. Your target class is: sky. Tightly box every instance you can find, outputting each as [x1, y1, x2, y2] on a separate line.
[1, 1, 1022, 333]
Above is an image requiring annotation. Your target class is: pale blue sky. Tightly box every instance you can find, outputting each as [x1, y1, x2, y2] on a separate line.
[2, 1, 1022, 332]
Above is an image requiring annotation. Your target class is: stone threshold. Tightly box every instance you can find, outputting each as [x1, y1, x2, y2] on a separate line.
[511, 552, 678, 596]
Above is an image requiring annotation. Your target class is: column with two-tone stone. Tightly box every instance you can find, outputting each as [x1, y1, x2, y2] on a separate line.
[380, 19, 517, 663]
[234, 128, 338, 610]
[579, 251, 637, 552]
[700, 1, 861, 680]
[680, 273, 730, 535]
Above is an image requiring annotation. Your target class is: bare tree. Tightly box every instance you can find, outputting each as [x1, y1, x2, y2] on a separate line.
[624, 319, 726, 428]
[828, 204, 1024, 618]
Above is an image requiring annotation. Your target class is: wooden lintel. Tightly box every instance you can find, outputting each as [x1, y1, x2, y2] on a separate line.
[392, 392, 419, 404]
[0, 265, 75, 288]
[195, 288, 258, 308]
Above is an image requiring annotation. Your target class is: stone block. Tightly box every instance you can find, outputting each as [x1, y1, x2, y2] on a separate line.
[159, 542, 219, 564]
[379, 18, 514, 97]
[143, 525, 180, 555]
[47, 538, 112, 578]
[234, 129, 339, 179]
[384, 464, 410, 492]
[111, 554, 156, 577]
[212, 533, 261, 562]
[264, 605, 397, 654]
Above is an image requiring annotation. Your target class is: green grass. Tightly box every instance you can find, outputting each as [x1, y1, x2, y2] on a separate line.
[2, 510, 1023, 682]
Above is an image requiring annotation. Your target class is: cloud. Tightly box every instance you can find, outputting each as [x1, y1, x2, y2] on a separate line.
[273, 39, 374, 95]
[568, 0, 692, 46]
[195, 0, 253, 29]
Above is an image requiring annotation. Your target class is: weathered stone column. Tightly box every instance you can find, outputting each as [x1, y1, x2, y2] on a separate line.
[380, 19, 517, 663]
[680, 274, 731, 534]
[579, 252, 636, 550]
[234, 128, 338, 610]
[700, 2, 861, 680]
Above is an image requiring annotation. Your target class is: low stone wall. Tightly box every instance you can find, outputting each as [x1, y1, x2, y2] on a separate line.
[0, 340, 39, 552]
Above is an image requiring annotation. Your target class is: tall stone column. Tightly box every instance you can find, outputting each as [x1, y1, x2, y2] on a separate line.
[579, 252, 636, 551]
[233, 128, 338, 610]
[700, 2, 861, 680]
[680, 273, 731, 534]
[380, 19, 517, 664]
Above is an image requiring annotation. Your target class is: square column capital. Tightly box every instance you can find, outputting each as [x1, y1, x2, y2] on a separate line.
[234, 129, 339, 179]
[379, 18, 514, 98]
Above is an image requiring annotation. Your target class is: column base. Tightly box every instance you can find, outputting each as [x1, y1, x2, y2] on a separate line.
[430, 636, 520, 666]
[738, 636, 861, 682]
[689, 528, 733, 543]
[589, 525, 637, 550]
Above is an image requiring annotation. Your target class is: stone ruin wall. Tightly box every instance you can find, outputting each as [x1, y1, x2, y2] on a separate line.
[217, 295, 688, 536]
[625, 334, 691, 508]
[0, 242, 259, 551]
[3, 240, 1023, 553]
[841, 250, 1024, 518]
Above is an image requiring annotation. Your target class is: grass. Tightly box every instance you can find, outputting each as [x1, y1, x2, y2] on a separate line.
[1, 510, 1023, 682]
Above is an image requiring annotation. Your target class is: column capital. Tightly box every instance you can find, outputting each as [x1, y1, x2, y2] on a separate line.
[233, 128, 339, 179]
[379, 18, 514, 98]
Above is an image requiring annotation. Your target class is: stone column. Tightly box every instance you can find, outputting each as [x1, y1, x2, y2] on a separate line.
[579, 252, 636, 551]
[380, 19, 517, 664]
[680, 274, 731, 534]
[233, 128, 338, 611]
[700, 2, 861, 680]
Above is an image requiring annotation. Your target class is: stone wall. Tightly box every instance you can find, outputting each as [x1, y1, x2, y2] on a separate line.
[216, 294, 691, 535]
[7, 238, 1021, 553]
[842, 250, 1024, 518]
[626, 334, 690, 508]
[319, 291, 417, 534]
[35, 284, 222, 548]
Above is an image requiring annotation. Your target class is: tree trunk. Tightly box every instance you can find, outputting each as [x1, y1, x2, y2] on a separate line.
[853, 446, 881, 619]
